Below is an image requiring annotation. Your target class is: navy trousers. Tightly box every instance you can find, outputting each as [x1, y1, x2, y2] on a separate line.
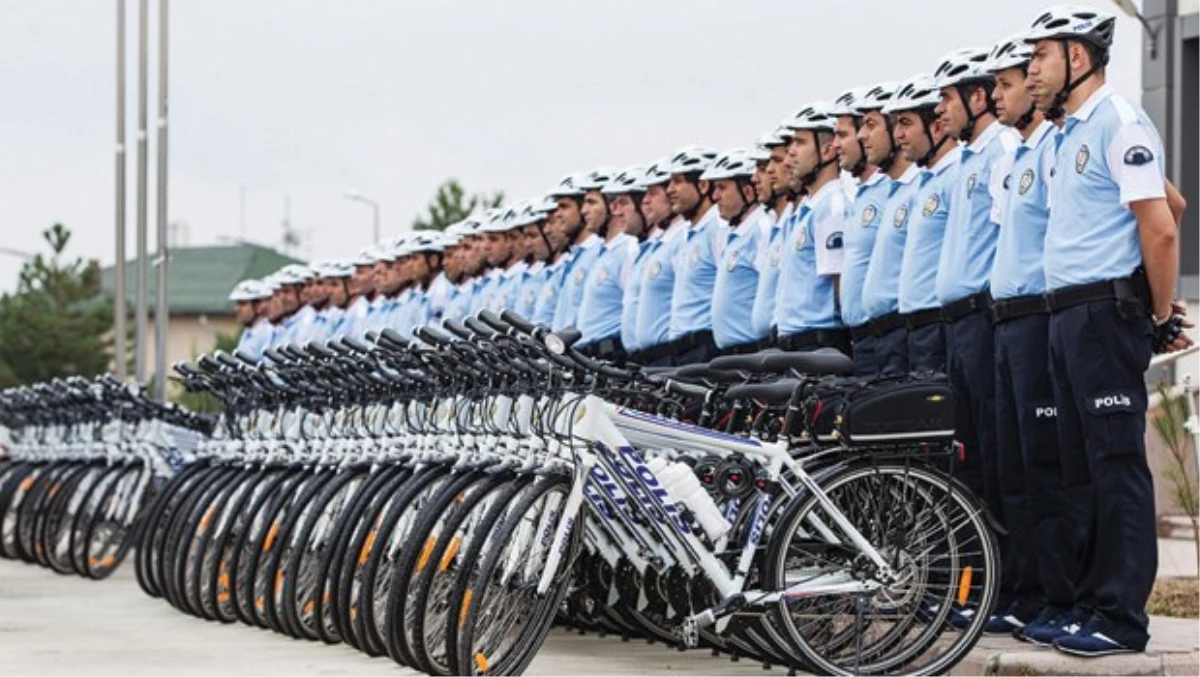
[995, 312, 1080, 617]
[907, 323, 946, 374]
[1048, 299, 1156, 650]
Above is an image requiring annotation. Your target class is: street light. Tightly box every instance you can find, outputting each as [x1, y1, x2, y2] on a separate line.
[344, 188, 380, 244]
[1112, 0, 1161, 59]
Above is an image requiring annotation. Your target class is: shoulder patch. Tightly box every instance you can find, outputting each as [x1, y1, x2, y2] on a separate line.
[1123, 145, 1154, 167]
[825, 231, 843, 249]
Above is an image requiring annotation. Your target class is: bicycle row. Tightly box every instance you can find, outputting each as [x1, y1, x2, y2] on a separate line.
[131, 309, 998, 675]
[0, 376, 210, 578]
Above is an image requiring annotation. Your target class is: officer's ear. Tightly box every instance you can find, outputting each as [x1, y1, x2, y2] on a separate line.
[739, 183, 756, 205]
[698, 179, 712, 198]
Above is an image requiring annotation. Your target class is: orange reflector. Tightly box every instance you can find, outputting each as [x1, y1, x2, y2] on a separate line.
[957, 565, 973, 606]
[19, 477, 35, 491]
[302, 599, 315, 615]
[217, 592, 230, 603]
[474, 652, 489, 674]
[199, 507, 215, 534]
[438, 536, 462, 572]
[415, 537, 437, 574]
[358, 530, 377, 566]
[262, 522, 280, 553]
[350, 606, 357, 621]
[274, 570, 284, 594]
[255, 597, 265, 611]
[459, 589, 473, 629]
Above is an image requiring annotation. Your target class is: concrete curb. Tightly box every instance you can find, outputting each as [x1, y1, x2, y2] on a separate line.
[949, 614, 1200, 676]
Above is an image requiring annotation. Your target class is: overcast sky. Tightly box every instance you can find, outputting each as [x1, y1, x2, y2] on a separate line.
[0, 0, 1148, 293]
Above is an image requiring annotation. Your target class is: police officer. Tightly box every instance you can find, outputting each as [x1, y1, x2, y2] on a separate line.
[665, 147, 724, 364]
[577, 167, 644, 356]
[621, 159, 669, 360]
[532, 173, 586, 327]
[833, 86, 889, 373]
[229, 279, 274, 360]
[749, 127, 795, 342]
[275, 264, 318, 346]
[980, 32, 1077, 640]
[858, 81, 919, 376]
[424, 231, 459, 325]
[552, 168, 613, 332]
[706, 149, 769, 353]
[773, 103, 849, 355]
[442, 217, 486, 325]
[512, 198, 556, 321]
[339, 247, 380, 339]
[628, 162, 685, 366]
[1025, 6, 1191, 656]
[310, 260, 353, 341]
[891, 75, 959, 372]
[471, 209, 512, 316]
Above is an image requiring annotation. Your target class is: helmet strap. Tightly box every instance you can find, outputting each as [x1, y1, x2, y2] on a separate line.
[1047, 39, 1103, 121]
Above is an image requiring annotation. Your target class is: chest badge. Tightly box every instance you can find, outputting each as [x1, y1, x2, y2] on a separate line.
[966, 173, 977, 194]
[1075, 144, 1090, 174]
[795, 227, 808, 249]
[770, 245, 782, 267]
[1019, 169, 1034, 195]
[861, 204, 877, 225]
[596, 267, 608, 283]
[893, 205, 909, 228]
[573, 268, 586, 284]
[648, 260, 662, 279]
[922, 194, 940, 217]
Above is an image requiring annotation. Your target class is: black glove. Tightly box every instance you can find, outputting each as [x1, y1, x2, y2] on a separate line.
[1153, 314, 1185, 354]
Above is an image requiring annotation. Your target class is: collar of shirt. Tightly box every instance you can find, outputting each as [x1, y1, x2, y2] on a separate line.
[525, 260, 546, 274]
[645, 227, 665, 243]
[505, 260, 528, 278]
[966, 119, 1004, 154]
[1069, 83, 1114, 123]
[930, 145, 963, 176]
[661, 219, 689, 244]
[484, 267, 504, 281]
[807, 176, 844, 206]
[604, 232, 636, 249]
[1022, 120, 1055, 151]
[855, 170, 887, 198]
[895, 163, 922, 186]
[776, 201, 796, 225]
[744, 204, 771, 237]
[577, 233, 602, 251]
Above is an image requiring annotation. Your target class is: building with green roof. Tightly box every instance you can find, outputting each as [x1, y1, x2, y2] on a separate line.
[99, 242, 302, 370]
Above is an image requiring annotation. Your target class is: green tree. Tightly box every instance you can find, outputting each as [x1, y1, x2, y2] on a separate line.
[412, 179, 505, 231]
[0, 224, 115, 387]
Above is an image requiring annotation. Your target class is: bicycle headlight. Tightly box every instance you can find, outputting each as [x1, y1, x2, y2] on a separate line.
[544, 333, 566, 355]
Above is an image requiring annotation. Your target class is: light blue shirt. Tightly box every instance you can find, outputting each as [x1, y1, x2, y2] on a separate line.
[898, 147, 961, 313]
[286, 305, 318, 345]
[936, 122, 1019, 304]
[337, 295, 371, 339]
[552, 234, 603, 331]
[425, 272, 453, 323]
[513, 261, 547, 321]
[840, 171, 891, 327]
[577, 233, 637, 345]
[991, 121, 1055, 299]
[634, 221, 686, 348]
[774, 180, 847, 334]
[621, 235, 659, 352]
[471, 269, 504, 316]
[669, 205, 727, 338]
[712, 207, 765, 348]
[862, 165, 922, 320]
[236, 317, 273, 360]
[533, 258, 567, 327]
[750, 204, 790, 337]
[441, 279, 473, 325]
[487, 262, 527, 314]
[1044, 84, 1166, 290]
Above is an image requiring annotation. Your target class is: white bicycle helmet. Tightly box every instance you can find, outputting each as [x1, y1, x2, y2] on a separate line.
[782, 102, 838, 132]
[882, 74, 940, 114]
[700, 149, 755, 181]
[351, 246, 378, 267]
[855, 81, 901, 114]
[831, 86, 869, 117]
[548, 172, 588, 199]
[576, 167, 618, 194]
[1024, 4, 1116, 48]
[637, 158, 672, 188]
[228, 279, 272, 302]
[932, 46, 994, 89]
[987, 33, 1035, 73]
[664, 146, 720, 176]
[315, 260, 355, 279]
[602, 166, 647, 196]
[276, 263, 315, 285]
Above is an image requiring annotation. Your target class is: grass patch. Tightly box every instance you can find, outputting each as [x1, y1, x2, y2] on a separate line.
[1146, 577, 1199, 618]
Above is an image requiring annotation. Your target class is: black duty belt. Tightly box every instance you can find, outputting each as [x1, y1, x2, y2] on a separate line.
[902, 308, 944, 330]
[631, 341, 674, 364]
[941, 291, 992, 324]
[868, 311, 906, 338]
[848, 322, 874, 342]
[584, 335, 625, 360]
[670, 329, 715, 353]
[1044, 275, 1149, 313]
[775, 328, 850, 352]
[718, 336, 772, 356]
[991, 293, 1048, 324]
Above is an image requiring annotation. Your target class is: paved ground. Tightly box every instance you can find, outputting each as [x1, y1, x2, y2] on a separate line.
[0, 558, 1196, 676]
